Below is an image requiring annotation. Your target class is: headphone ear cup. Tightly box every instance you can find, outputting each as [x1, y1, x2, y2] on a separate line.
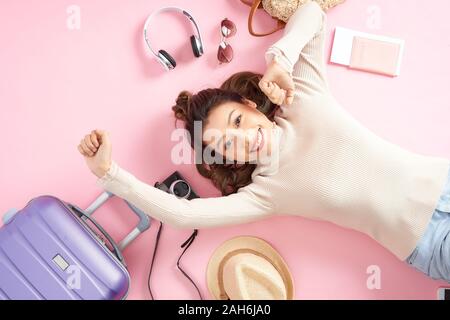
[158, 50, 176, 69]
[190, 35, 203, 57]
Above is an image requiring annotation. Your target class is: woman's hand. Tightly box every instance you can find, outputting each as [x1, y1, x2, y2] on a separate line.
[77, 130, 112, 178]
[259, 60, 295, 106]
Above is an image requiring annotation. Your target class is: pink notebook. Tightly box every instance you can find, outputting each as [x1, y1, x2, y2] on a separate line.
[349, 37, 401, 77]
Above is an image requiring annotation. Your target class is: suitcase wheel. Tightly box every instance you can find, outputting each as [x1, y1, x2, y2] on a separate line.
[2, 208, 18, 225]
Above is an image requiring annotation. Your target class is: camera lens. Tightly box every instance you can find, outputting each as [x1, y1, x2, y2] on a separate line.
[169, 180, 191, 199]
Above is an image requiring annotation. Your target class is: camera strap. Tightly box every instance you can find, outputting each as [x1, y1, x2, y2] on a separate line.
[147, 221, 202, 300]
[177, 228, 202, 299]
[147, 221, 163, 300]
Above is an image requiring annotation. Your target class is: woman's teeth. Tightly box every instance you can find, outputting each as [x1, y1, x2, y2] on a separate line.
[257, 129, 262, 148]
[253, 128, 263, 152]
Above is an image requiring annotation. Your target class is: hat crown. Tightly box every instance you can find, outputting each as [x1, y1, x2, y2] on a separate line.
[207, 236, 294, 300]
[223, 253, 287, 300]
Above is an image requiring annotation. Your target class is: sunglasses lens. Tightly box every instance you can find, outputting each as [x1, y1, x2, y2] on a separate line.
[221, 18, 236, 38]
[217, 42, 233, 63]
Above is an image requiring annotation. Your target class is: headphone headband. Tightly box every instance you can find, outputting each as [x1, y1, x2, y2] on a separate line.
[143, 6, 204, 58]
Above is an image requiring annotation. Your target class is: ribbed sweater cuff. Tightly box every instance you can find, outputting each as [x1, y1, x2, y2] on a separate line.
[97, 160, 121, 189]
[265, 47, 294, 76]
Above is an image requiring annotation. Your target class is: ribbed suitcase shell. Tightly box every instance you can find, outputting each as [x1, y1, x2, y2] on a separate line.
[0, 195, 129, 300]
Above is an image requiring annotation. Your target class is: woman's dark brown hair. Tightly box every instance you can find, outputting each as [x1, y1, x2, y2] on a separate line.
[172, 71, 279, 196]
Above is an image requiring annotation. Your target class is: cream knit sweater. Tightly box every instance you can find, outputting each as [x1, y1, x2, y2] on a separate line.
[97, 1, 450, 260]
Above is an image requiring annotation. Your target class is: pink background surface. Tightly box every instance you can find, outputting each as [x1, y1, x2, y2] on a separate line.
[1, 0, 450, 299]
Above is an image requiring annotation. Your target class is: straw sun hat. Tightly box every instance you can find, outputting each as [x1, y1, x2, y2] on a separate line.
[206, 236, 294, 300]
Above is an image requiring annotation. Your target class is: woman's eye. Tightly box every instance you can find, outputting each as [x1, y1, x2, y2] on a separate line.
[234, 115, 241, 127]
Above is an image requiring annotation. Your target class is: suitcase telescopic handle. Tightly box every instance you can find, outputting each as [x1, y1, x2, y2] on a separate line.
[83, 191, 151, 250]
[68, 203, 126, 267]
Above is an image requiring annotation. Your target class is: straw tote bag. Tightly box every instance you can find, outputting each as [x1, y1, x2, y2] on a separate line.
[240, 0, 345, 37]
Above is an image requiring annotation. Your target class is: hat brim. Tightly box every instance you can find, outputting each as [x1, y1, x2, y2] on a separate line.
[206, 236, 294, 300]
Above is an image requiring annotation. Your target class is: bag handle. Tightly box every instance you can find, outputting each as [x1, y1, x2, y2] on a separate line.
[241, 0, 286, 37]
[240, 0, 263, 8]
[67, 203, 126, 267]
[83, 191, 151, 250]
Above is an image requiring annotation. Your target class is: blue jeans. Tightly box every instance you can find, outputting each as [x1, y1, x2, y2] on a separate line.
[405, 165, 450, 282]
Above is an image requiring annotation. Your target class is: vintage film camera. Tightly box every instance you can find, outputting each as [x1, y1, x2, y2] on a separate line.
[154, 171, 199, 200]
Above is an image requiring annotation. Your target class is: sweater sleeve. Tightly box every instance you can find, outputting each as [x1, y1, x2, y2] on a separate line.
[265, 0, 329, 95]
[95, 161, 274, 229]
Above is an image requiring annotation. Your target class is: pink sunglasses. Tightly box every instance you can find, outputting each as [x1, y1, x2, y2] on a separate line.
[217, 18, 237, 64]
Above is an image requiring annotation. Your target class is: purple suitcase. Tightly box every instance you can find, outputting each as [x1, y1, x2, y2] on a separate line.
[0, 191, 150, 300]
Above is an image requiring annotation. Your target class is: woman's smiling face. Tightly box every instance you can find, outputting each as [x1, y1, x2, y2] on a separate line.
[202, 98, 275, 163]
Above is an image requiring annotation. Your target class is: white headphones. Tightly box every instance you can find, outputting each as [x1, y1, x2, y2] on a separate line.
[143, 6, 204, 71]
